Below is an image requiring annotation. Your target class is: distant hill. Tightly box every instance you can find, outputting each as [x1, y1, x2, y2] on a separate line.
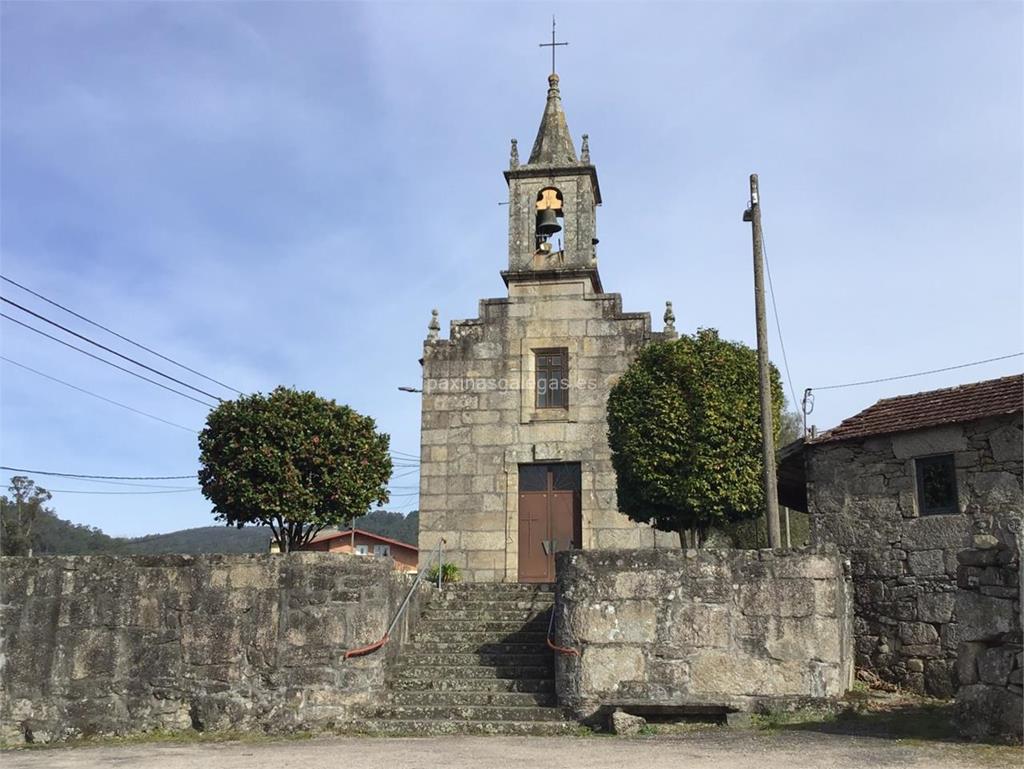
[3, 500, 418, 556]
[352, 510, 419, 546]
[123, 526, 272, 554]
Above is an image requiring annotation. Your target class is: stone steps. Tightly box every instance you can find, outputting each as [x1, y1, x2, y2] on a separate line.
[350, 719, 580, 737]
[385, 690, 557, 707]
[413, 630, 549, 644]
[391, 664, 554, 680]
[387, 677, 554, 693]
[398, 652, 554, 667]
[359, 582, 573, 736]
[423, 602, 557, 614]
[371, 704, 570, 722]
[413, 618, 548, 626]
[420, 608, 553, 622]
[440, 583, 556, 595]
[405, 640, 548, 654]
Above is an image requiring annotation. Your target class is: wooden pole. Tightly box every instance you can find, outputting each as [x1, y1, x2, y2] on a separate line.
[747, 174, 782, 548]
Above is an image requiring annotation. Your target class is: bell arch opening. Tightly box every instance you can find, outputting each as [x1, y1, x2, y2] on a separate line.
[534, 187, 564, 254]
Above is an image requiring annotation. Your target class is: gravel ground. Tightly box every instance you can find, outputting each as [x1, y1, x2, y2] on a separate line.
[2, 730, 1020, 769]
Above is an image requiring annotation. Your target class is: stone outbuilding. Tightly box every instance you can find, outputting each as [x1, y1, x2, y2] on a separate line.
[417, 73, 677, 583]
[778, 374, 1023, 696]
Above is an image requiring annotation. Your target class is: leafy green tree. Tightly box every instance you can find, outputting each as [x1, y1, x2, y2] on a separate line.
[1, 476, 52, 556]
[716, 406, 808, 548]
[198, 386, 392, 553]
[778, 408, 804, 448]
[606, 328, 784, 544]
[351, 509, 419, 546]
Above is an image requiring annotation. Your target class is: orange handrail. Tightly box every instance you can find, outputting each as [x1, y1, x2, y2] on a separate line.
[546, 601, 580, 656]
[546, 636, 580, 656]
[342, 538, 446, 661]
[344, 632, 390, 660]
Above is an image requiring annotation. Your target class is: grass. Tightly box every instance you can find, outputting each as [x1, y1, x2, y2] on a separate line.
[751, 690, 956, 740]
[750, 689, 1018, 746]
[1, 727, 316, 751]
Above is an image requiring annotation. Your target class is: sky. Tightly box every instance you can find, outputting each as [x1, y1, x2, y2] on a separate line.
[1, 2, 1021, 537]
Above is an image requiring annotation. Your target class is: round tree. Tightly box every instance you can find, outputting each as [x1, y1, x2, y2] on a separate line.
[198, 386, 392, 552]
[606, 328, 784, 545]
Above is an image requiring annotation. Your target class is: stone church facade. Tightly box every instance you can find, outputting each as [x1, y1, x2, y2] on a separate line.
[418, 74, 677, 583]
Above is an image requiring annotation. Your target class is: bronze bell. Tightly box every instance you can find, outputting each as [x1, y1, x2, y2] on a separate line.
[536, 208, 562, 236]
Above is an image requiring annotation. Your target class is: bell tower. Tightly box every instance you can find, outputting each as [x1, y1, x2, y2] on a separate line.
[503, 73, 603, 292]
[418, 38, 671, 584]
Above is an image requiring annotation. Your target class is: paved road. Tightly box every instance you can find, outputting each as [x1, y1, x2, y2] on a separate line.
[3, 731, 1019, 769]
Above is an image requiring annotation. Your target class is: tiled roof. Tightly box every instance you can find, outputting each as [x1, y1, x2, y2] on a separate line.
[812, 374, 1023, 444]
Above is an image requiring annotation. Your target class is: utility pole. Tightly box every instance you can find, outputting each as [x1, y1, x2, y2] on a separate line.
[744, 173, 782, 548]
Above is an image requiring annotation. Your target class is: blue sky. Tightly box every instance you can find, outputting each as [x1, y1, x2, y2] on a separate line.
[1, 2, 1020, 537]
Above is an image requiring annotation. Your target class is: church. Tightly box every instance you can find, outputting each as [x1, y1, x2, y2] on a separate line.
[417, 71, 679, 582]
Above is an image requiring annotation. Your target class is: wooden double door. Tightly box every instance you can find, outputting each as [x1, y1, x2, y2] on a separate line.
[517, 463, 582, 583]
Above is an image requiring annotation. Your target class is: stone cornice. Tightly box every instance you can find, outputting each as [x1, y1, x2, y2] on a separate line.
[503, 164, 602, 205]
[500, 267, 603, 294]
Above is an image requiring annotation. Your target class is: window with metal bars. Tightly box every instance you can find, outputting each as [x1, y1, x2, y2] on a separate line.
[915, 454, 959, 515]
[534, 348, 569, 409]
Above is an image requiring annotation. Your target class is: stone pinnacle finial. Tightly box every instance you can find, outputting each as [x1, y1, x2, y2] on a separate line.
[581, 134, 590, 164]
[427, 308, 440, 341]
[529, 72, 577, 165]
[663, 301, 677, 339]
[509, 138, 519, 169]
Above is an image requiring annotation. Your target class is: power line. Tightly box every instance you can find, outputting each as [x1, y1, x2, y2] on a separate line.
[1, 274, 242, 395]
[760, 219, 798, 410]
[0, 466, 195, 480]
[43, 488, 200, 496]
[2, 313, 217, 408]
[812, 353, 1024, 392]
[2, 296, 223, 403]
[1, 356, 199, 434]
[388, 500, 420, 514]
[16, 477, 195, 490]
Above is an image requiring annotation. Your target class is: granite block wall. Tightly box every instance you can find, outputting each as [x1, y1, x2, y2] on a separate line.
[552, 548, 854, 719]
[0, 553, 429, 744]
[954, 526, 1022, 743]
[807, 414, 1023, 695]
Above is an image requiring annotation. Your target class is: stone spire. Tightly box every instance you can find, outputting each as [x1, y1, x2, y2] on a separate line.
[528, 74, 578, 165]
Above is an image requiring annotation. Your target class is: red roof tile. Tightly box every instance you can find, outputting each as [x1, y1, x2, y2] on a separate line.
[812, 374, 1023, 444]
[308, 528, 418, 552]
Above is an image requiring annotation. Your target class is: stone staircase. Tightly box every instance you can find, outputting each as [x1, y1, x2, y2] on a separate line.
[359, 583, 579, 735]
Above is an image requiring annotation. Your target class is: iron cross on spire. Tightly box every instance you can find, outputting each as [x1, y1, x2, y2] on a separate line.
[538, 15, 568, 74]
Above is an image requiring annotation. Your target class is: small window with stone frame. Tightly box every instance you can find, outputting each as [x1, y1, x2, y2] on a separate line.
[915, 453, 959, 515]
[535, 348, 569, 409]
